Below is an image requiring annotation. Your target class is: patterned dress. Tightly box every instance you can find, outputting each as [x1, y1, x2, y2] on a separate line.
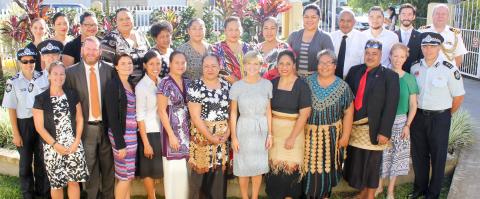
[211, 41, 252, 80]
[43, 94, 89, 189]
[256, 42, 291, 80]
[187, 78, 231, 172]
[108, 89, 138, 181]
[177, 42, 211, 80]
[230, 79, 272, 176]
[157, 75, 191, 160]
[303, 75, 354, 198]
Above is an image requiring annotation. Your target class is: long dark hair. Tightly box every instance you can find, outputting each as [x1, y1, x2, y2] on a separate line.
[388, 7, 397, 20]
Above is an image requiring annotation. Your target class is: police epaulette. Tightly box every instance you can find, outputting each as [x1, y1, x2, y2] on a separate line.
[33, 71, 43, 80]
[9, 73, 20, 80]
[449, 27, 461, 34]
[443, 61, 454, 69]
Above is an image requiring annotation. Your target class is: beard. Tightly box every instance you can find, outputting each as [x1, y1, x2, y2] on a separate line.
[401, 19, 413, 27]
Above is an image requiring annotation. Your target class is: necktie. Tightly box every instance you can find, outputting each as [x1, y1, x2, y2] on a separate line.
[336, 35, 347, 78]
[354, 67, 371, 111]
[89, 66, 101, 118]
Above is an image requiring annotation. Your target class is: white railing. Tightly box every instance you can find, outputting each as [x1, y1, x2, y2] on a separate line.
[454, 0, 480, 79]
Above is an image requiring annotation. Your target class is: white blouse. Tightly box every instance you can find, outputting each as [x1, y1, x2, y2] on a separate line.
[135, 75, 161, 133]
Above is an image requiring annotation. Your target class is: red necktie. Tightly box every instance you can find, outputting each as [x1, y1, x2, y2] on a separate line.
[354, 68, 372, 111]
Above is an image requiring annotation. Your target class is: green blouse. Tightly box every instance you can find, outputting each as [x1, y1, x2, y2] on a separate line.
[397, 72, 419, 115]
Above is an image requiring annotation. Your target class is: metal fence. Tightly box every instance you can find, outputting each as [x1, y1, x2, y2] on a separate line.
[454, 0, 480, 79]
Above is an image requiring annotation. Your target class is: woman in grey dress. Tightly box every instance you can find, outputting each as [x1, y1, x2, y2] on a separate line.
[230, 50, 273, 199]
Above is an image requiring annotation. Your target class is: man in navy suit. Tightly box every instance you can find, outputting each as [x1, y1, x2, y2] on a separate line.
[395, 3, 423, 73]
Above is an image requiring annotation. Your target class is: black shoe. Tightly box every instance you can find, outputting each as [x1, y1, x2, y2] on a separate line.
[407, 191, 424, 199]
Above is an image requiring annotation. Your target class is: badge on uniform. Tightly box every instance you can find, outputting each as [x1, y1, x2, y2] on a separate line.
[5, 83, 12, 93]
[454, 70, 461, 80]
[28, 83, 34, 92]
[414, 71, 420, 77]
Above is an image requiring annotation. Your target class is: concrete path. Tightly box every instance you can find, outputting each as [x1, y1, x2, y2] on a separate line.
[448, 78, 480, 199]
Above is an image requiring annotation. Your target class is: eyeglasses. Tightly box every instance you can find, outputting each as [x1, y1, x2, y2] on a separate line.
[318, 61, 336, 67]
[82, 23, 98, 28]
[20, 59, 35, 64]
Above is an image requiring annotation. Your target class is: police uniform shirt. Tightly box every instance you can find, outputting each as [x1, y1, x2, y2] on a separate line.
[411, 57, 465, 111]
[362, 27, 400, 68]
[422, 25, 468, 66]
[35, 69, 50, 93]
[2, 71, 45, 118]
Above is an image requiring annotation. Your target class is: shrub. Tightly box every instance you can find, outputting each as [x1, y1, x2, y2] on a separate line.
[448, 109, 474, 154]
[0, 108, 15, 150]
[0, 72, 14, 103]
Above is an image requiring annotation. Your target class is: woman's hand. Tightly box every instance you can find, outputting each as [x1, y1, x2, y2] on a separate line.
[401, 126, 410, 140]
[338, 136, 349, 148]
[144, 144, 154, 159]
[377, 135, 389, 145]
[231, 138, 240, 153]
[12, 134, 23, 147]
[284, 135, 295, 150]
[266, 135, 273, 150]
[53, 143, 69, 155]
[168, 135, 180, 151]
[68, 141, 80, 154]
[117, 148, 127, 160]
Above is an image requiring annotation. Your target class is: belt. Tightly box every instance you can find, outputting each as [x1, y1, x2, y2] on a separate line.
[87, 120, 103, 125]
[417, 108, 450, 116]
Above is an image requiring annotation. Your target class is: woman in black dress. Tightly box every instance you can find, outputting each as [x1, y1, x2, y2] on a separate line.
[265, 50, 312, 199]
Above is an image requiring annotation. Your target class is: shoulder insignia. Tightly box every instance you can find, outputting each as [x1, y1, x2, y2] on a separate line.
[454, 70, 461, 80]
[5, 83, 12, 93]
[443, 61, 454, 69]
[33, 71, 43, 80]
[9, 73, 20, 80]
[419, 25, 431, 30]
[449, 27, 461, 34]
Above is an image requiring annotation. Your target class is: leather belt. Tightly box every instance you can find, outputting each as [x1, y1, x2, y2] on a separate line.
[87, 120, 103, 125]
[417, 108, 450, 116]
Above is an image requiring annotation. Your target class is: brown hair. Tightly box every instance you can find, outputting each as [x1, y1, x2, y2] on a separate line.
[399, 3, 417, 15]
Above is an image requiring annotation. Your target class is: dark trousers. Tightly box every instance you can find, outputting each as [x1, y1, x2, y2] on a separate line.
[189, 169, 227, 199]
[410, 110, 451, 199]
[17, 118, 50, 199]
[82, 123, 115, 199]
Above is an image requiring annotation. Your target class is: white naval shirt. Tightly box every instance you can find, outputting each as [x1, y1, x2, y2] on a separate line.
[84, 62, 102, 121]
[331, 29, 368, 78]
[410, 56, 465, 111]
[421, 25, 468, 67]
[362, 27, 400, 68]
[2, 71, 45, 118]
[135, 75, 162, 133]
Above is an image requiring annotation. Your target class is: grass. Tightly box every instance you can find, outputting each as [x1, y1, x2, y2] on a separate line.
[0, 174, 453, 199]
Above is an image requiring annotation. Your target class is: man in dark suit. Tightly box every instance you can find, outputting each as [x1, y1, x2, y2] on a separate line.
[64, 36, 114, 199]
[343, 39, 400, 199]
[395, 3, 423, 73]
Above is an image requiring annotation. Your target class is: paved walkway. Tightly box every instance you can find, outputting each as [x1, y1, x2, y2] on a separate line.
[448, 78, 480, 199]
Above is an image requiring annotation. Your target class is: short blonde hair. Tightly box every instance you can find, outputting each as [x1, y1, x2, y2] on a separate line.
[243, 50, 263, 65]
[390, 43, 410, 57]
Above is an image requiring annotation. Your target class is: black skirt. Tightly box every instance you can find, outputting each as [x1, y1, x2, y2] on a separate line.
[136, 132, 163, 178]
[265, 172, 302, 199]
[343, 146, 382, 189]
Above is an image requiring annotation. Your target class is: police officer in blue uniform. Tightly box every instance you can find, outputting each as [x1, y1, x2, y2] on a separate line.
[36, 39, 64, 92]
[409, 32, 465, 199]
[2, 48, 50, 199]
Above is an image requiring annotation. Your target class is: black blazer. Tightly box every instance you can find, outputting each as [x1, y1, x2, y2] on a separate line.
[104, 71, 133, 150]
[64, 61, 114, 126]
[346, 64, 400, 144]
[395, 29, 423, 72]
[33, 88, 80, 140]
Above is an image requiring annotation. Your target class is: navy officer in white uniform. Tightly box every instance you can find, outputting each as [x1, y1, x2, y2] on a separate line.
[409, 32, 465, 199]
[2, 47, 50, 199]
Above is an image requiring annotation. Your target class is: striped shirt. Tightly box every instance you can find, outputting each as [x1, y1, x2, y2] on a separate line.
[298, 42, 310, 71]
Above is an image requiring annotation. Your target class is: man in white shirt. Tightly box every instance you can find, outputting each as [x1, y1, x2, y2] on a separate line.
[420, 4, 467, 67]
[394, 3, 423, 73]
[331, 9, 367, 78]
[363, 6, 399, 68]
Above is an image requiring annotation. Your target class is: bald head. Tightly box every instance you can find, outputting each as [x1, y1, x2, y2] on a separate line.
[339, 9, 356, 34]
[432, 4, 450, 28]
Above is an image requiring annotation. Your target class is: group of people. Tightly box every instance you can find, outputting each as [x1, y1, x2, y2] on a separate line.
[1, 2, 466, 199]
